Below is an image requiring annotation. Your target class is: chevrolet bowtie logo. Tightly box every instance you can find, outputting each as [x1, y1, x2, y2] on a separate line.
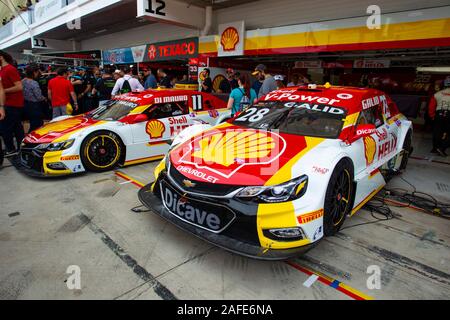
[183, 179, 196, 188]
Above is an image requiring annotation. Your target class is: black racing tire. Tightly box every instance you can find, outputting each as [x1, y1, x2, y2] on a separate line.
[323, 158, 354, 236]
[400, 130, 412, 171]
[80, 131, 123, 172]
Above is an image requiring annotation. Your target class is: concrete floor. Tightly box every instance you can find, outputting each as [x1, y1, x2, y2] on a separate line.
[0, 135, 449, 300]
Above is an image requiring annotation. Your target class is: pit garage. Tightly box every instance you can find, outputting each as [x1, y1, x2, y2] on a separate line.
[0, 147, 448, 300]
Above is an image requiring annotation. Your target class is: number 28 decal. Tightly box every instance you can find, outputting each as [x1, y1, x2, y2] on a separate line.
[235, 108, 270, 122]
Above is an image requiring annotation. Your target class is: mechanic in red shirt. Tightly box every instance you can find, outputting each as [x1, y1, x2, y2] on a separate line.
[48, 67, 78, 119]
[0, 50, 24, 155]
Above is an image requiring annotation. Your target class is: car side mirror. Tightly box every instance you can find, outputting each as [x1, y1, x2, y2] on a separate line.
[353, 124, 376, 141]
[121, 113, 148, 124]
[133, 114, 149, 123]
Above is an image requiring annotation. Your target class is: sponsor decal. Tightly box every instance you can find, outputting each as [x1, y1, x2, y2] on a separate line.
[182, 179, 197, 188]
[177, 165, 219, 184]
[170, 124, 190, 136]
[144, 38, 198, 62]
[312, 166, 329, 175]
[169, 116, 188, 125]
[146, 120, 166, 139]
[298, 209, 324, 224]
[208, 109, 219, 118]
[378, 133, 397, 160]
[178, 129, 286, 179]
[313, 226, 323, 241]
[363, 136, 377, 166]
[161, 184, 233, 232]
[34, 117, 86, 136]
[154, 95, 188, 104]
[282, 102, 345, 115]
[336, 93, 353, 100]
[357, 128, 376, 136]
[220, 27, 240, 51]
[265, 93, 341, 106]
[375, 127, 388, 142]
[61, 155, 80, 161]
[362, 95, 387, 110]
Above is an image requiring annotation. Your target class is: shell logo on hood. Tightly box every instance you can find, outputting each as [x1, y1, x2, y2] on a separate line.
[364, 135, 376, 166]
[34, 117, 85, 136]
[146, 120, 166, 139]
[192, 131, 275, 167]
[178, 129, 286, 180]
[220, 27, 240, 51]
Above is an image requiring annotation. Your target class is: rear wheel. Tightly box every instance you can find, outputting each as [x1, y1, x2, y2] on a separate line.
[81, 131, 123, 172]
[323, 159, 354, 236]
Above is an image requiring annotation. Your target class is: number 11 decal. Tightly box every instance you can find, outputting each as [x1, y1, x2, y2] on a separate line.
[192, 95, 203, 111]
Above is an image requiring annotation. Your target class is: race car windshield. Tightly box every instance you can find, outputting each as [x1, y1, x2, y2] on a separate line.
[90, 100, 139, 121]
[232, 101, 347, 139]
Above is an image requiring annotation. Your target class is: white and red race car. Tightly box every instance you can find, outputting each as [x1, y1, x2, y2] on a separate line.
[18, 90, 230, 176]
[139, 85, 413, 260]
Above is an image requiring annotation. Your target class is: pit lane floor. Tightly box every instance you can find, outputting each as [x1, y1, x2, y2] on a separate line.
[0, 155, 449, 299]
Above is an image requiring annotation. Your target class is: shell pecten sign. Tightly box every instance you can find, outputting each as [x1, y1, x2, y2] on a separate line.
[218, 21, 245, 57]
[220, 27, 240, 52]
[192, 131, 275, 167]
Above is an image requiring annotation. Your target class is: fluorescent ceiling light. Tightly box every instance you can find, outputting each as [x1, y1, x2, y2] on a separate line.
[416, 67, 450, 73]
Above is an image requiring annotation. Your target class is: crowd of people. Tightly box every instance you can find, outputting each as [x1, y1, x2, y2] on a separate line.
[0, 48, 448, 159]
[0, 49, 189, 156]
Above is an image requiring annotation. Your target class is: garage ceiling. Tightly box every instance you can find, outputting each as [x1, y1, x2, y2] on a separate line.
[177, 0, 260, 9]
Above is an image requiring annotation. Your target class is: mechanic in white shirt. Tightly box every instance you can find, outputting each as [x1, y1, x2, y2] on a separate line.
[111, 66, 144, 97]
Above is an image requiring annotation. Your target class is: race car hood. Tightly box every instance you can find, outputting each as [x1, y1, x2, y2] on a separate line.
[169, 124, 325, 186]
[24, 115, 100, 144]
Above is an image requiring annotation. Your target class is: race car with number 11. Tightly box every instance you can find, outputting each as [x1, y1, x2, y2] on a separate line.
[139, 85, 413, 260]
[18, 90, 229, 176]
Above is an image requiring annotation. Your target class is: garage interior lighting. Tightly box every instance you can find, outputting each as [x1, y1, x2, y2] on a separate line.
[416, 67, 450, 73]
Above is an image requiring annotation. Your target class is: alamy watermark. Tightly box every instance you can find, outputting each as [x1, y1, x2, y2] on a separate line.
[66, 265, 81, 290]
[366, 265, 381, 290]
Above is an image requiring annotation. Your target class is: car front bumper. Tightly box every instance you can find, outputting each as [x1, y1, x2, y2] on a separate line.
[138, 182, 316, 261]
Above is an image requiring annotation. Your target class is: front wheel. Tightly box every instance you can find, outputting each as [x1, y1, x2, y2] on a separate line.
[80, 131, 123, 172]
[323, 159, 354, 236]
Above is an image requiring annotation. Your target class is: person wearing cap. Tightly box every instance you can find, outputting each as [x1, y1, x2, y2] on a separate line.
[428, 81, 450, 157]
[274, 75, 286, 90]
[253, 64, 277, 99]
[111, 66, 144, 97]
[143, 68, 157, 89]
[218, 68, 238, 94]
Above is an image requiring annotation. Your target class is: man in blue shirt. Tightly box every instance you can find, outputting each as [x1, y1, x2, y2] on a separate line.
[143, 68, 157, 89]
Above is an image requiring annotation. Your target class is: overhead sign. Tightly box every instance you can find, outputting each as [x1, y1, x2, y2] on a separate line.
[34, 0, 63, 24]
[136, 0, 205, 29]
[131, 45, 147, 63]
[294, 61, 323, 69]
[31, 38, 73, 51]
[218, 21, 245, 57]
[102, 47, 135, 64]
[354, 59, 391, 68]
[143, 37, 198, 62]
[41, 50, 101, 60]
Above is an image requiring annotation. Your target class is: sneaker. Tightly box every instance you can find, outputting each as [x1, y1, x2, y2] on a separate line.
[436, 148, 448, 157]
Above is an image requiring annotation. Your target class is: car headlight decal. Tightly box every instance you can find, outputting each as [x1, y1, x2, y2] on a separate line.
[35, 139, 75, 152]
[236, 175, 308, 203]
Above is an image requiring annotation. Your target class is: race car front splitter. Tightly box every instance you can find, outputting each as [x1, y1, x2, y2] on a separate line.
[138, 181, 316, 261]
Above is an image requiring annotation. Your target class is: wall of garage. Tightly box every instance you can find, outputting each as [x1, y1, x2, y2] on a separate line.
[213, 0, 450, 32]
[80, 0, 450, 52]
[81, 22, 199, 51]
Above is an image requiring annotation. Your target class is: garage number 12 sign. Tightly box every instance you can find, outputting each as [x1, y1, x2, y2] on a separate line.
[137, 0, 205, 29]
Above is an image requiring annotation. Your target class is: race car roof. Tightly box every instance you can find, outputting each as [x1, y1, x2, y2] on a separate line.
[261, 85, 389, 115]
[113, 89, 199, 106]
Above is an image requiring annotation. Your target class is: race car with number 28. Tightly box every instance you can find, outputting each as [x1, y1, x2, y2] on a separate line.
[18, 90, 229, 176]
[139, 85, 413, 260]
